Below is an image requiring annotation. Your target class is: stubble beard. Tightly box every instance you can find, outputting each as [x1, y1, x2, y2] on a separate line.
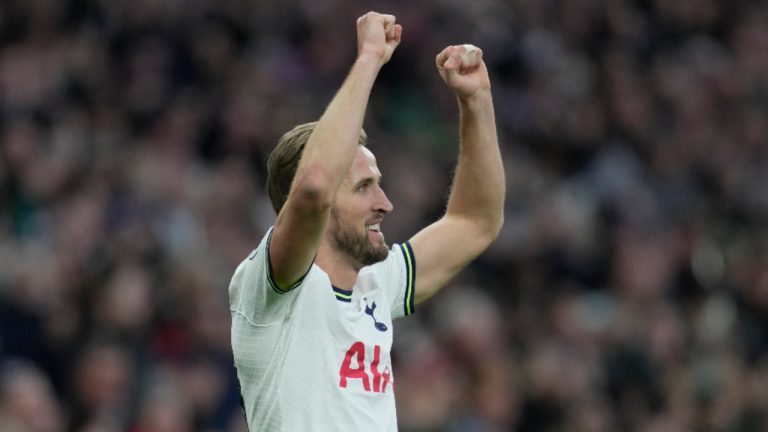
[329, 208, 389, 269]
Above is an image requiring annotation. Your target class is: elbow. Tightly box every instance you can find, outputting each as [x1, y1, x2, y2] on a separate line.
[489, 212, 504, 241]
[463, 212, 504, 253]
[294, 186, 333, 213]
[291, 169, 336, 213]
[481, 212, 504, 247]
[474, 205, 504, 240]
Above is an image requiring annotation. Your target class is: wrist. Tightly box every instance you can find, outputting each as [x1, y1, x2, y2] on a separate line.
[357, 45, 387, 67]
[458, 88, 493, 110]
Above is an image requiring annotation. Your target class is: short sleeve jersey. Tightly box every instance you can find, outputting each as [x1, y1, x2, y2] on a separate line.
[229, 227, 416, 431]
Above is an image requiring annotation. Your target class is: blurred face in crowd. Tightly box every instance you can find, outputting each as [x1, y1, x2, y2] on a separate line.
[328, 146, 393, 269]
[0, 364, 64, 432]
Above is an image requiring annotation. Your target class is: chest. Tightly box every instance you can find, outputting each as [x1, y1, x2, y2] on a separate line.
[288, 282, 396, 395]
[333, 291, 394, 348]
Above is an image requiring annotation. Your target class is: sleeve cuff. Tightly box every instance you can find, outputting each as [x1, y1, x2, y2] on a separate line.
[399, 242, 416, 316]
[265, 228, 311, 294]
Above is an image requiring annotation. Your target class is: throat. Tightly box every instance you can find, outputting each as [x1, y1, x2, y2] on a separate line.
[316, 244, 363, 286]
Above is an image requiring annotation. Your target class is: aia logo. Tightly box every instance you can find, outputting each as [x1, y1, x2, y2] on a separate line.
[363, 298, 387, 332]
[339, 342, 392, 393]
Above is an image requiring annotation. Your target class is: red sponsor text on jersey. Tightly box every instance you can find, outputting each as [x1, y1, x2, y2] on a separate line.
[339, 341, 392, 393]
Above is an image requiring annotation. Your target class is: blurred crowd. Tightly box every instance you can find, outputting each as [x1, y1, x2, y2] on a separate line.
[0, 0, 766, 431]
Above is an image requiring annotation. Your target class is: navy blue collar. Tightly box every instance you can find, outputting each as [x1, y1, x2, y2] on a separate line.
[332, 285, 352, 303]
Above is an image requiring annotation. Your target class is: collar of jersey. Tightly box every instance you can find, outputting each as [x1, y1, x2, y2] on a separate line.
[332, 285, 353, 303]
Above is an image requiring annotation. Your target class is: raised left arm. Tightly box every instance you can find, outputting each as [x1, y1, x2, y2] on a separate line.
[409, 44, 505, 305]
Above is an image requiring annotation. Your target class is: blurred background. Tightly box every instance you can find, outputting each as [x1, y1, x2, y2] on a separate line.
[0, 0, 766, 431]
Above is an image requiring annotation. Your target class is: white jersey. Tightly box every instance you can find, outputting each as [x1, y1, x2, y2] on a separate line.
[229, 227, 416, 432]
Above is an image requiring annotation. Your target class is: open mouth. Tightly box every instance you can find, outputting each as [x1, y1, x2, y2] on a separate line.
[366, 222, 385, 242]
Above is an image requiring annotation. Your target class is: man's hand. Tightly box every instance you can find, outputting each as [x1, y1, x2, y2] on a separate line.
[357, 12, 402, 67]
[436, 44, 491, 99]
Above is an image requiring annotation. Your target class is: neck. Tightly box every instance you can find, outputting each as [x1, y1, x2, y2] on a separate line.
[316, 240, 360, 291]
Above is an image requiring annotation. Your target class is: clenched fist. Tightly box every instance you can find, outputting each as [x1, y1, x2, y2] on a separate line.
[356, 12, 402, 67]
[436, 44, 491, 99]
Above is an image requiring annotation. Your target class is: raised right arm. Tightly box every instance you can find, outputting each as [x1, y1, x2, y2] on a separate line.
[269, 12, 402, 289]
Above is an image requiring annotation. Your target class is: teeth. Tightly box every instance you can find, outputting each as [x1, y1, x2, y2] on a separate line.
[367, 223, 381, 232]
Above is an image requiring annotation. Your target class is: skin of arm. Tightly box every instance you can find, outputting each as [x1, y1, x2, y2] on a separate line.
[269, 12, 403, 289]
[409, 45, 506, 305]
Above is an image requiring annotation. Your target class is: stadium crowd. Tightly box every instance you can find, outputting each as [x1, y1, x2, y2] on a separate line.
[0, 0, 767, 431]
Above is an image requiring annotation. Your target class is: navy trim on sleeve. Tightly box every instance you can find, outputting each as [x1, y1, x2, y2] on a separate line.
[399, 242, 416, 316]
[265, 228, 311, 294]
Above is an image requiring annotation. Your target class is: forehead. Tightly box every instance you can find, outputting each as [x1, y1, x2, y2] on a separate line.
[346, 146, 381, 181]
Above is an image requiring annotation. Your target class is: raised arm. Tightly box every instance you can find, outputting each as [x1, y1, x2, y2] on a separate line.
[269, 12, 402, 289]
[409, 44, 505, 304]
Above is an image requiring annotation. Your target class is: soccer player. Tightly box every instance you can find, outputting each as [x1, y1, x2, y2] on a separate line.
[228, 11, 505, 431]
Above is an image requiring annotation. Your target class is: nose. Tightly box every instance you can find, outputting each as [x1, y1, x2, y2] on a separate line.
[373, 184, 394, 214]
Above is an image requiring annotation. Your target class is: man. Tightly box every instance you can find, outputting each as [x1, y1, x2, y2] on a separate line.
[229, 11, 505, 431]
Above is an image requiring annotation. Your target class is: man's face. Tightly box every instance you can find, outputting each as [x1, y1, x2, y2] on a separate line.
[328, 146, 393, 269]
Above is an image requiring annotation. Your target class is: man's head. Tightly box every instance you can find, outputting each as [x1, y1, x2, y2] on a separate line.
[328, 145, 393, 268]
[267, 122, 393, 269]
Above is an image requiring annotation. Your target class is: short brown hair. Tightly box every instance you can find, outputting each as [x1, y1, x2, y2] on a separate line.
[267, 122, 368, 214]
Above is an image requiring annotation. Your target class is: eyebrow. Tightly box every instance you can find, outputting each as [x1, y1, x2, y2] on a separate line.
[354, 175, 382, 188]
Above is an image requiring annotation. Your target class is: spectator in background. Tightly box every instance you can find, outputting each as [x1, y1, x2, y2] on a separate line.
[0, 360, 65, 432]
[69, 340, 134, 431]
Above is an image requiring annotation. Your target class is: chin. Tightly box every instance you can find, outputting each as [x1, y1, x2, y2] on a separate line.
[372, 238, 389, 254]
[360, 244, 389, 267]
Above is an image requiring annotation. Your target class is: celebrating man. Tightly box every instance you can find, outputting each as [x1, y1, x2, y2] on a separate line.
[229, 11, 505, 431]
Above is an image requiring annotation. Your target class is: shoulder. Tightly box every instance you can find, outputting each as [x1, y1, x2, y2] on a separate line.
[228, 228, 274, 304]
[358, 242, 415, 298]
[229, 227, 333, 324]
[363, 242, 413, 275]
[233, 228, 273, 278]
